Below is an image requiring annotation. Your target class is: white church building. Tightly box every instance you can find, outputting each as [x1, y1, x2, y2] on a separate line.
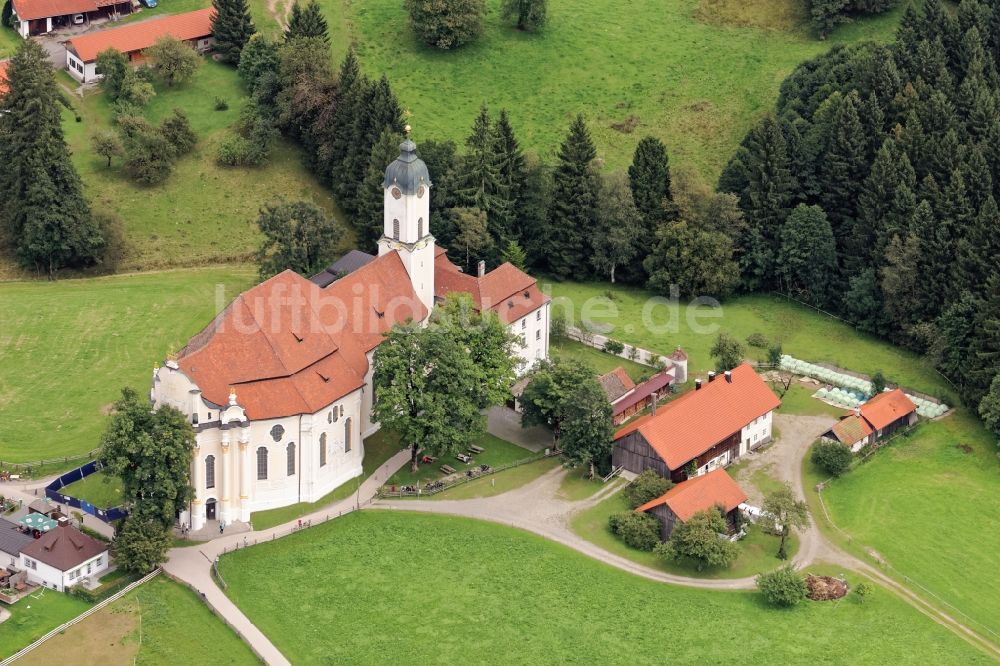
[152, 136, 551, 530]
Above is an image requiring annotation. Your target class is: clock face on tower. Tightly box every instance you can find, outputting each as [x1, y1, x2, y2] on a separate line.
[391, 187, 402, 200]
[417, 185, 425, 198]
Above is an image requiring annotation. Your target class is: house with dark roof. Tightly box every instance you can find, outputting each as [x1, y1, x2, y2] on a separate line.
[65, 8, 215, 83]
[823, 388, 917, 452]
[11, 0, 131, 38]
[612, 364, 781, 482]
[610, 370, 675, 425]
[153, 136, 551, 531]
[600, 367, 636, 404]
[20, 524, 108, 591]
[636, 469, 748, 540]
[0, 517, 34, 570]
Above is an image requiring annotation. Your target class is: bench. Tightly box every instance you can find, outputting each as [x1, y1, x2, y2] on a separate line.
[469, 445, 485, 454]
[440, 464, 456, 475]
[456, 453, 472, 464]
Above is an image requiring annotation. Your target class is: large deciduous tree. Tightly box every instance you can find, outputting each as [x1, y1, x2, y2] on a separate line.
[405, 0, 485, 49]
[520, 358, 598, 445]
[211, 0, 256, 63]
[373, 322, 484, 472]
[147, 36, 200, 87]
[559, 379, 614, 478]
[0, 40, 104, 275]
[547, 115, 599, 280]
[709, 332, 745, 373]
[101, 387, 195, 529]
[644, 220, 739, 299]
[592, 173, 641, 284]
[113, 517, 172, 574]
[255, 201, 340, 279]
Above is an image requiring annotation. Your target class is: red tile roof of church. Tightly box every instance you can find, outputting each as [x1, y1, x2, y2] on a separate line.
[177, 253, 425, 420]
[433, 248, 549, 325]
[614, 364, 780, 471]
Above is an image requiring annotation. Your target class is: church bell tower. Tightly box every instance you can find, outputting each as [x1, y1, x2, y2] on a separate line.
[377, 127, 435, 315]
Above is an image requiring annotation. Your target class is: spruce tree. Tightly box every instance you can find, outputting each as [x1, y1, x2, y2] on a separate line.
[211, 0, 256, 64]
[856, 137, 916, 264]
[495, 109, 526, 238]
[461, 104, 510, 254]
[356, 128, 405, 249]
[0, 40, 103, 275]
[326, 49, 364, 185]
[819, 91, 867, 261]
[628, 136, 673, 226]
[285, 0, 329, 43]
[933, 291, 981, 399]
[546, 115, 598, 280]
[340, 75, 403, 217]
[969, 271, 1000, 402]
[778, 204, 838, 307]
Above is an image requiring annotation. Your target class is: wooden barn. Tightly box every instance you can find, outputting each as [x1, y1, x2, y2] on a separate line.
[635, 469, 748, 541]
[612, 364, 780, 482]
[823, 388, 917, 452]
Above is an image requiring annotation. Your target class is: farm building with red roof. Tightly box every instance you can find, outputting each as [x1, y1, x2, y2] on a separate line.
[635, 469, 748, 540]
[613, 364, 780, 482]
[11, 0, 131, 38]
[822, 388, 917, 452]
[153, 138, 551, 531]
[65, 9, 215, 83]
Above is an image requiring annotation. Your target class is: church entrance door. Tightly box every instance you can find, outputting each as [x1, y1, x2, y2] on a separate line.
[206, 498, 216, 521]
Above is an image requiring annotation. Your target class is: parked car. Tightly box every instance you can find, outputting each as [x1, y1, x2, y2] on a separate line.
[72, 13, 85, 24]
[141, 0, 157, 7]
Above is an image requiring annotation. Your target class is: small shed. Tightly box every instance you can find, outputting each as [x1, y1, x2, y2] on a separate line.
[635, 469, 748, 541]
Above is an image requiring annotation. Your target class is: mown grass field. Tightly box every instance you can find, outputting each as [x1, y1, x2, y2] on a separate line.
[550, 337, 652, 382]
[56, 59, 344, 274]
[806, 412, 1000, 643]
[60, 470, 124, 508]
[0, 267, 254, 463]
[777, 383, 849, 418]
[219, 511, 991, 664]
[547, 284, 952, 401]
[19, 577, 257, 665]
[311, 0, 904, 177]
[571, 484, 798, 579]
[0, 589, 91, 659]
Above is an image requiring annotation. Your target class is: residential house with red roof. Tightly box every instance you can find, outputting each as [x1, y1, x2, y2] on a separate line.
[153, 137, 550, 530]
[65, 8, 215, 83]
[612, 364, 781, 482]
[19, 523, 108, 592]
[822, 388, 917, 452]
[635, 469, 748, 540]
[11, 0, 131, 38]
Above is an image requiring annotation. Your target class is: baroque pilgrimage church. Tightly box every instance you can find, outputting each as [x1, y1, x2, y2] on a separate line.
[153, 137, 552, 530]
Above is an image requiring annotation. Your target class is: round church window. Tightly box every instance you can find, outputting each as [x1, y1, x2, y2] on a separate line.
[417, 185, 425, 198]
[391, 187, 402, 200]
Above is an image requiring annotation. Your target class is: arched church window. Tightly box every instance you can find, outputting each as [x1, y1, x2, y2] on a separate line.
[287, 442, 296, 476]
[256, 447, 268, 480]
[393, 219, 400, 240]
[205, 455, 215, 489]
[417, 185, 425, 198]
[344, 418, 352, 453]
[418, 217, 424, 238]
[319, 433, 327, 467]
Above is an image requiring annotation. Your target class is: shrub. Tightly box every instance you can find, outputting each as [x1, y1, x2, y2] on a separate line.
[405, 0, 485, 49]
[603, 339, 625, 355]
[627, 345, 640, 361]
[767, 343, 783, 367]
[811, 440, 853, 477]
[746, 332, 769, 348]
[757, 565, 808, 606]
[656, 507, 740, 570]
[608, 511, 660, 551]
[215, 97, 229, 111]
[160, 109, 197, 156]
[854, 581, 874, 604]
[870, 371, 887, 396]
[68, 584, 100, 602]
[622, 469, 674, 509]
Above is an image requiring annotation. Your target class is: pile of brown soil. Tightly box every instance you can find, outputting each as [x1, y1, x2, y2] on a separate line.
[806, 574, 848, 601]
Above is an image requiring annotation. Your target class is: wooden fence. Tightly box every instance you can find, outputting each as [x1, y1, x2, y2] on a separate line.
[0, 448, 102, 477]
[377, 449, 561, 498]
[0, 568, 161, 666]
